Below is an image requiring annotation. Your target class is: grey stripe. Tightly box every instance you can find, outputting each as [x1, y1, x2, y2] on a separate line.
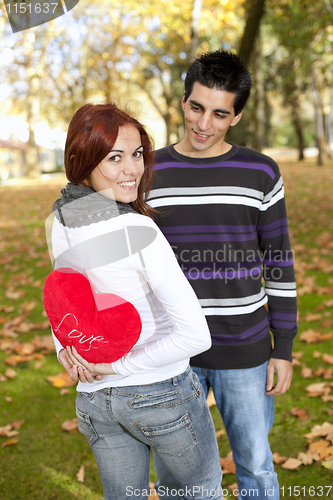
[149, 186, 264, 201]
[265, 281, 296, 290]
[199, 289, 266, 307]
[262, 177, 283, 204]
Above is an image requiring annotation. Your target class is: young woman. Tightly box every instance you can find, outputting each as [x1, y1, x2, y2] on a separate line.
[47, 103, 222, 500]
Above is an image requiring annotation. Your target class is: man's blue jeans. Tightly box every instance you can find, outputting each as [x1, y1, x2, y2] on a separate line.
[154, 362, 279, 500]
[76, 366, 223, 500]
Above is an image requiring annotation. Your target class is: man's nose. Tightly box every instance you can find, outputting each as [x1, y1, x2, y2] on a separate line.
[197, 113, 211, 131]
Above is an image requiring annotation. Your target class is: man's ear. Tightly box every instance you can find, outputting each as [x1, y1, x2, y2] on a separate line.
[181, 93, 186, 111]
[230, 110, 243, 127]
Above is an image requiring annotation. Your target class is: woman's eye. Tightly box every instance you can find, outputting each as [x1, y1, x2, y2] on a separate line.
[109, 155, 121, 162]
[133, 150, 143, 159]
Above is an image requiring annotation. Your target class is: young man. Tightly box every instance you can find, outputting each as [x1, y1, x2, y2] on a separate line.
[149, 50, 297, 500]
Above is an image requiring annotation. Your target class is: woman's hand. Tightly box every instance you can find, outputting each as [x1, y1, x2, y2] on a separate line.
[59, 348, 104, 383]
[66, 346, 116, 376]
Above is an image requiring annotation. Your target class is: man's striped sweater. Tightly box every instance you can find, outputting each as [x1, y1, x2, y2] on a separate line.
[148, 144, 297, 370]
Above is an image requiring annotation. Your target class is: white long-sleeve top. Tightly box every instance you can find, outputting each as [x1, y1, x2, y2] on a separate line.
[50, 210, 211, 391]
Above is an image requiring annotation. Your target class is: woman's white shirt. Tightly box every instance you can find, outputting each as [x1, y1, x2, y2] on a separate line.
[51, 211, 211, 391]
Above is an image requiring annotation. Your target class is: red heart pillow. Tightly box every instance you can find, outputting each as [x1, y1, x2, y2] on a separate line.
[43, 268, 141, 363]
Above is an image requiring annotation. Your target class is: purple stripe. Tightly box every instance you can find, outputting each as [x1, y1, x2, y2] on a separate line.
[258, 218, 288, 231]
[271, 320, 297, 330]
[166, 233, 257, 243]
[259, 227, 289, 239]
[184, 266, 262, 279]
[161, 224, 257, 234]
[181, 260, 262, 271]
[212, 317, 269, 345]
[154, 160, 276, 180]
[263, 259, 294, 267]
[270, 312, 296, 320]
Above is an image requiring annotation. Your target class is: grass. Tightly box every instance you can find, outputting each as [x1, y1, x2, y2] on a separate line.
[1, 160, 333, 499]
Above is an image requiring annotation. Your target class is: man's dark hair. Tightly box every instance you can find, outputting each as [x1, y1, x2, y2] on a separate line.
[184, 50, 252, 115]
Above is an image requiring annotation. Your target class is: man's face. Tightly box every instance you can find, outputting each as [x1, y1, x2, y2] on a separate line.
[181, 81, 242, 157]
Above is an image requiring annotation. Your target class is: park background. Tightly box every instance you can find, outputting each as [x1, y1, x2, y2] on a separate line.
[1, 0, 333, 499]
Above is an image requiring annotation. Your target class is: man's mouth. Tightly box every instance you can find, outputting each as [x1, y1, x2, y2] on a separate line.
[193, 130, 212, 140]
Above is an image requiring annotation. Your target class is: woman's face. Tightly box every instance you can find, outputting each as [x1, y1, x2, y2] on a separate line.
[87, 125, 145, 203]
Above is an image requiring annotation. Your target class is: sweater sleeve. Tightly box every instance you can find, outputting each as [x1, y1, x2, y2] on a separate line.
[258, 167, 297, 362]
[112, 219, 211, 375]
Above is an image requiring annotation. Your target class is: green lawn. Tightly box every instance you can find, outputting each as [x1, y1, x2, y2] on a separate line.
[1, 161, 333, 500]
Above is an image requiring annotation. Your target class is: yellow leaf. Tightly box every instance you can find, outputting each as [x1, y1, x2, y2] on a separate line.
[47, 371, 76, 388]
[2, 437, 18, 447]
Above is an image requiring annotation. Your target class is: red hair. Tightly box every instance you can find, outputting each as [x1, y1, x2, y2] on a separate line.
[64, 103, 156, 218]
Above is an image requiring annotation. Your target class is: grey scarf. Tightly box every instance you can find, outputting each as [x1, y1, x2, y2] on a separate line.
[53, 183, 135, 228]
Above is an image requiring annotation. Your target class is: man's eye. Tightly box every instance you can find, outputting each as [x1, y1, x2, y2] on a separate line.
[191, 106, 200, 111]
[215, 114, 226, 119]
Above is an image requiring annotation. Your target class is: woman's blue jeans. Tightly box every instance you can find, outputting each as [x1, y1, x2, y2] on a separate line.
[154, 362, 279, 500]
[76, 366, 223, 500]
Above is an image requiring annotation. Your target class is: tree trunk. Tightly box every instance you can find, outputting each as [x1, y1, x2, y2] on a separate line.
[312, 69, 325, 166]
[24, 32, 40, 179]
[238, 0, 266, 65]
[253, 35, 265, 152]
[189, 0, 202, 62]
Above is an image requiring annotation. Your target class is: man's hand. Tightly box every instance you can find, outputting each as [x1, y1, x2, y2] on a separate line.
[58, 348, 103, 383]
[265, 358, 293, 396]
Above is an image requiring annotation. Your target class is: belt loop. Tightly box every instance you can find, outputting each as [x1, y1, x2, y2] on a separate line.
[172, 376, 178, 386]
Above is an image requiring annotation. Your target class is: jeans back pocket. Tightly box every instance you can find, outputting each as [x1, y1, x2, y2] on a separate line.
[141, 413, 197, 456]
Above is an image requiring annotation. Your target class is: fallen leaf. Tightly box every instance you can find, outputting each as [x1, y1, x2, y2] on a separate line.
[219, 451, 236, 474]
[14, 342, 35, 356]
[305, 312, 322, 322]
[308, 439, 330, 453]
[60, 388, 70, 396]
[34, 361, 44, 369]
[297, 452, 313, 465]
[61, 418, 78, 433]
[305, 382, 332, 397]
[304, 422, 333, 439]
[0, 424, 19, 437]
[206, 390, 216, 408]
[12, 420, 25, 429]
[76, 464, 85, 483]
[290, 407, 308, 420]
[323, 353, 333, 365]
[272, 452, 287, 464]
[300, 366, 313, 378]
[4, 368, 17, 379]
[5, 397, 12, 402]
[322, 395, 333, 402]
[320, 446, 333, 459]
[281, 458, 303, 470]
[313, 350, 322, 358]
[321, 320, 333, 328]
[299, 329, 332, 343]
[215, 429, 226, 438]
[322, 460, 333, 470]
[47, 371, 77, 388]
[292, 351, 304, 359]
[0, 374, 7, 382]
[2, 437, 18, 447]
[323, 299, 333, 308]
